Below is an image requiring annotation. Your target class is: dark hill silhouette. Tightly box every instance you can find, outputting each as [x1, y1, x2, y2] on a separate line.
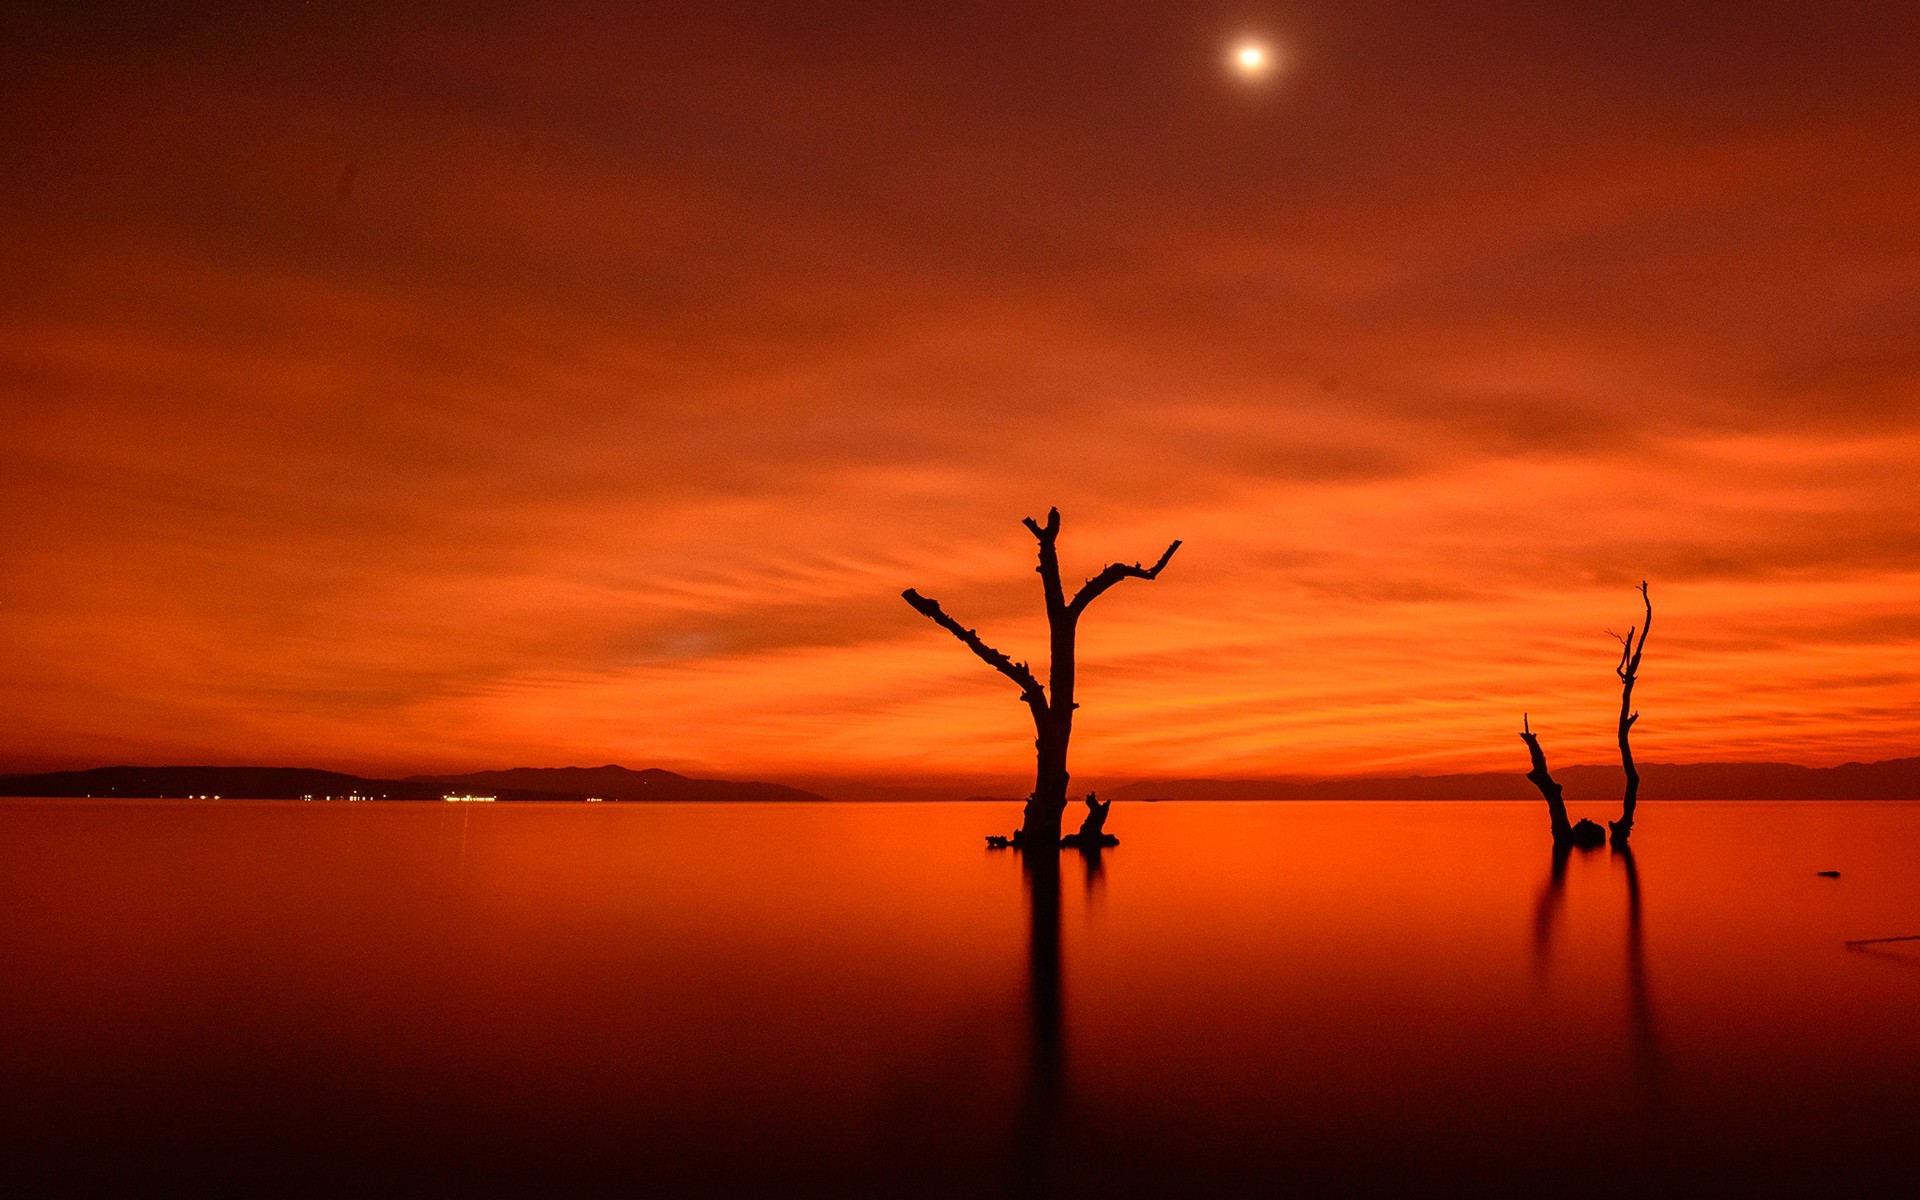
[791, 779, 1014, 803]
[409, 765, 827, 803]
[5, 758, 1917, 803]
[1104, 757, 1920, 803]
[0, 765, 445, 800]
[0, 764, 827, 802]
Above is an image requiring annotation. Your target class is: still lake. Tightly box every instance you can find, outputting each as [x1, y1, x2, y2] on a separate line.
[3, 798, 1918, 1196]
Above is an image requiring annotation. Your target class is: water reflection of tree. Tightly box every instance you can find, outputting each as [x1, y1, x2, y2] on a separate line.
[1532, 845, 1663, 1091]
[1617, 846, 1658, 1087]
[1080, 844, 1106, 905]
[1013, 848, 1104, 1197]
[1531, 843, 1573, 982]
[1015, 854, 1062, 1196]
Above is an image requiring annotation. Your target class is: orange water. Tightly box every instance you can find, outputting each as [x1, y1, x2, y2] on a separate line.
[2, 799, 1916, 1195]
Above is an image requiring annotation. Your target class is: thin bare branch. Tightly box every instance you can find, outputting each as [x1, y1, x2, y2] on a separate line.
[1611, 581, 1652, 845]
[1624, 580, 1652, 677]
[901, 589, 1047, 716]
[1067, 540, 1183, 615]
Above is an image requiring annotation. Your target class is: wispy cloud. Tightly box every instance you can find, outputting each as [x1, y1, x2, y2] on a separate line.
[3, 2, 1916, 778]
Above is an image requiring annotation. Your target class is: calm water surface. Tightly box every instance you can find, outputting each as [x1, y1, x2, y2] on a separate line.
[3, 799, 1918, 1196]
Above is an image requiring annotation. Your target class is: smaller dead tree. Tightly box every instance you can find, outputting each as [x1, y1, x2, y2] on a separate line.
[1059, 792, 1115, 850]
[1520, 714, 1604, 848]
[1608, 582, 1652, 847]
[1518, 581, 1654, 850]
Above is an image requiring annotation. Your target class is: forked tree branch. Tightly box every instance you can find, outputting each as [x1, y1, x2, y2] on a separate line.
[1616, 579, 1652, 682]
[901, 589, 1048, 717]
[1020, 508, 1061, 544]
[1067, 540, 1183, 616]
[1022, 508, 1067, 616]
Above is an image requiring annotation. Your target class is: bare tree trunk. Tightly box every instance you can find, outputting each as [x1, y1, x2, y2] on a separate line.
[1520, 714, 1604, 848]
[1520, 713, 1573, 843]
[904, 508, 1179, 849]
[1609, 582, 1652, 847]
[1026, 721, 1072, 846]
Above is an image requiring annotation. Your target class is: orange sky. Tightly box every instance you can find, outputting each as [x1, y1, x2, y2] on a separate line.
[4, 2, 1917, 785]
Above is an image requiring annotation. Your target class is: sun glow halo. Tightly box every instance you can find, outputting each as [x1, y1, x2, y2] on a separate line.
[1232, 40, 1273, 78]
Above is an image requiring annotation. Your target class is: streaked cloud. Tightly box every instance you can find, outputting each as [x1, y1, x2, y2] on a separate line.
[2, 2, 1916, 781]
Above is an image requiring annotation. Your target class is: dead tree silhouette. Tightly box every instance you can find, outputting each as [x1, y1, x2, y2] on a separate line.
[1608, 581, 1652, 847]
[1520, 714, 1605, 848]
[1059, 792, 1115, 849]
[903, 508, 1179, 849]
[1519, 582, 1653, 850]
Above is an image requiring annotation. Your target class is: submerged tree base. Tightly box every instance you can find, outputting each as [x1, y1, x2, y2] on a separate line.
[989, 792, 1117, 851]
[1563, 818, 1607, 849]
[1059, 832, 1119, 849]
[986, 830, 1119, 851]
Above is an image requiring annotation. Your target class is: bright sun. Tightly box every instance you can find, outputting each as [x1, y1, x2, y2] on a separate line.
[1232, 40, 1273, 78]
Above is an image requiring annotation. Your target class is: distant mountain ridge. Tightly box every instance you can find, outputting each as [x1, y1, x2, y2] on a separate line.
[1104, 757, 1920, 803]
[0, 764, 828, 802]
[408, 765, 826, 803]
[3, 758, 1916, 803]
[0, 766, 432, 800]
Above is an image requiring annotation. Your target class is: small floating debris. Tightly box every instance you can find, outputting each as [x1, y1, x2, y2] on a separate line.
[1816, 870, 1841, 878]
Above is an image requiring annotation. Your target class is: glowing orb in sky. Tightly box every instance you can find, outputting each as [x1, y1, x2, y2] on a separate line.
[1231, 40, 1275, 79]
